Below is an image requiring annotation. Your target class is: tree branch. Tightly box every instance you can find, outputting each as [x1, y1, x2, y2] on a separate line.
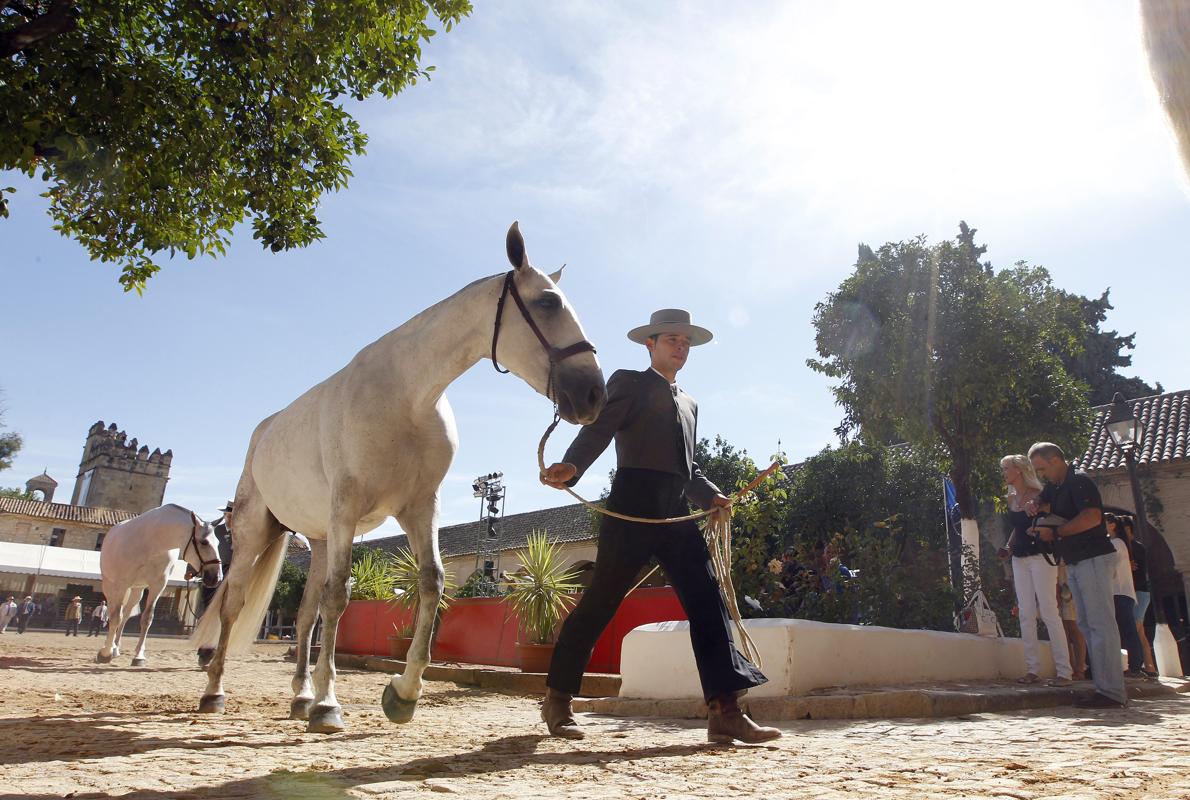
[0, 0, 76, 58]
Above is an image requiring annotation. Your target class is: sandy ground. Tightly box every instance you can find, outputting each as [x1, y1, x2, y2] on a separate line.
[1, 631, 1189, 799]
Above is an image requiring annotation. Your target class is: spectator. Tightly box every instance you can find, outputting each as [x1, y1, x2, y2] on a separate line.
[89, 599, 109, 637]
[1056, 564, 1087, 680]
[0, 595, 16, 633]
[64, 596, 83, 637]
[1118, 517, 1158, 676]
[1105, 515, 1146, 678]
[1028, 442, 1125, 709]
[16, 595, 35, 633]
[999, 454, 1072, 686]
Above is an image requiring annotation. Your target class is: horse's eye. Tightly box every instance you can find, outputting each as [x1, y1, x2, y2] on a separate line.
[536, 294, 561, 311]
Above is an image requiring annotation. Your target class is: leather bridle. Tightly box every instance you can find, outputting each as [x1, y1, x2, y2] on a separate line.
[182, 512, 221, 573]
[490, 270, 596, 405]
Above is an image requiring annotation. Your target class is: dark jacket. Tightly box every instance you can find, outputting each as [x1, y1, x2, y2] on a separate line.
[563, 367, 722, 510]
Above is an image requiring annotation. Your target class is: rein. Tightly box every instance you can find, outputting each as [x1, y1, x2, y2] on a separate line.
[536, 416, 781, 668]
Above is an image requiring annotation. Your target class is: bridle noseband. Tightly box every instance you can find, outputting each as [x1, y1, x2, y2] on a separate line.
[182, 512, 221, 573]
[490, 270, 596, 405]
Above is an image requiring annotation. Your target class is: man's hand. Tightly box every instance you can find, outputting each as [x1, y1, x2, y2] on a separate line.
[1034, 526, 1056, 543]
[541, 462, 577, 489]
[711, 493, 731, 508]
[1024, 498, 1041, 516]
[997, 546, 1011, 561]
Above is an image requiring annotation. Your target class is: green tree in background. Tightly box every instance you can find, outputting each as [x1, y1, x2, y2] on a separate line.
[0, 396, 21, 472]
[1, 0, 471, 292]
[1058, 289, 1162, 406]
[809, 222, 1092, 580]
[271, 559, 308, 619]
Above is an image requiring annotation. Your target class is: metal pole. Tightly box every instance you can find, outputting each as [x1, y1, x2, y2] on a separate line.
[1123, 447, 1164, 624]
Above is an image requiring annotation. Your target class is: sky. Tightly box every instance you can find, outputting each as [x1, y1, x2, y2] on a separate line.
[2, 0, 1188, 539]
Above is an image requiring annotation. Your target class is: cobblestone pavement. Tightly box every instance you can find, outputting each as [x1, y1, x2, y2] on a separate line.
[0, 633, 1187, 799]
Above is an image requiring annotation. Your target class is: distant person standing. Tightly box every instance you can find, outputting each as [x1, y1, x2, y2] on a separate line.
[16, 596, 35, 633]
[0, 595, 16, 633]
[1104, 515, 1146, 678]
[1028, 442, 1125, 709]
[64, 596, 83, 636]
[1119, 517, 1158, 676]
[89, 599, 109, 637]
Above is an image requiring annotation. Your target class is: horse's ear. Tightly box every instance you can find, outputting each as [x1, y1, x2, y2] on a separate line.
[506, 221, 529, 271]
[549, 264, 565, 284]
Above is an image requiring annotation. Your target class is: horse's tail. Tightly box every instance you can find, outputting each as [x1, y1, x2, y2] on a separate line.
[190, 532, 291, 655]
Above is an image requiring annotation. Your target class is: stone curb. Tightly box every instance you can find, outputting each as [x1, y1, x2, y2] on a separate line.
[334, 653, 621, 698]
[572, 678, 1190, 721]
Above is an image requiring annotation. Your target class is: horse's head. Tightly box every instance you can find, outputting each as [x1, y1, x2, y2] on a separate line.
[494, 222, 606, 425]
[189, 519, 224, 588]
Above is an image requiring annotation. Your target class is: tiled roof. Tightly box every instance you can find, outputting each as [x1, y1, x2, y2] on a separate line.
[286, 502, 597, 570]
[0, 497, 137, 527]
[1079, 390, 1190, 474]
[0, 497, 138, 528]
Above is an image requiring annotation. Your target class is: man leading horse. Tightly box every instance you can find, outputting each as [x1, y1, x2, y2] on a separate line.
[541, 309, 781, 745]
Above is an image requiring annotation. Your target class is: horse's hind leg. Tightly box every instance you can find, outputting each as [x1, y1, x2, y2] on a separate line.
[111, 589, 140, 661]
[96, 585, 127, 663]
[130, 579, 166, 667]
[383, 496, 444, 724]
[306, 497, 362, 734]
[289, 537, 326, 720]
[198, 490, 278, 714]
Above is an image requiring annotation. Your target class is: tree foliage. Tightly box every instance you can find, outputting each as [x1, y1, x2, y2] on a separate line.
[809, 222, 1092, 520]
[271, 559, 307, 616]
[1, 0, 471, 291]
[0, 397, 21, 473]
[1057, 289, 1161, 406]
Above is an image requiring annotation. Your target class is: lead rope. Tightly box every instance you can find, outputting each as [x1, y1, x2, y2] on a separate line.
[536, 413, 780, 668]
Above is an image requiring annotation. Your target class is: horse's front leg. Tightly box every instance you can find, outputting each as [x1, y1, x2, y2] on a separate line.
[130, 580, 166, 667]
[306, 507, 358, 734]
[383, 498, 444, 724]
[290, 538, 326, 720]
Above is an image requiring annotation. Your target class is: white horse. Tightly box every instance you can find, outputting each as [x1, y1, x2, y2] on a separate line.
[1142, 0, 1190, 184]
[192, 222, 606, 733]
[98, 504, 223, 666]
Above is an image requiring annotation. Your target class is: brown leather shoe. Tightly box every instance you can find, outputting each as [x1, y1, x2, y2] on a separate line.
[541, 688, 585, 739]
[707, 694, 782, 745]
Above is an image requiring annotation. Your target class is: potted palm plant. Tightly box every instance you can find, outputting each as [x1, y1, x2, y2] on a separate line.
[387, 547, 453, 660]
[505, 530, 583, 673]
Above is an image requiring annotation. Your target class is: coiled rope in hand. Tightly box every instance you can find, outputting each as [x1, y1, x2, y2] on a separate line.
[537, 415, 781, 668]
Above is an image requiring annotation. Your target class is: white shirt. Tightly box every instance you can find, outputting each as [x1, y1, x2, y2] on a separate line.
[1109, 538, 1136, 601]
[649, 366, 677, 386]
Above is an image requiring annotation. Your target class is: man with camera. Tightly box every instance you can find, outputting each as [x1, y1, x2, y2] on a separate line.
[1027, 442, 1125, 709]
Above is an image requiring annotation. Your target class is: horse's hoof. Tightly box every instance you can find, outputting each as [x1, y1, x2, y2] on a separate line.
[131, 657, 146, 667]
[381, 683, 418, 724]
[197, 648, 215, 669]
[95, 652, 112, 664]
[306, 704, 346, 734]
[198, 694, 225, 714]
[289, 697, 314, 720]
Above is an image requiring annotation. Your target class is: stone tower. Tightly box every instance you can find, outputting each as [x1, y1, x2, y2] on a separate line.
[70, 421, 172, 513]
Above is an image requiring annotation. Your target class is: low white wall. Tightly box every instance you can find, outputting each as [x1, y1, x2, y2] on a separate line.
[618, 618, 1063, 699]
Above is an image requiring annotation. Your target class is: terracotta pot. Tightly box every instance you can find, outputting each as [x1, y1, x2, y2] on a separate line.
[388, 635, 413, 660]
[516, 642, 555, 673]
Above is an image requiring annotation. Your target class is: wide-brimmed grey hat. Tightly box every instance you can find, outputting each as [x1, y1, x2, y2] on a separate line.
[627, 309, 714, 346]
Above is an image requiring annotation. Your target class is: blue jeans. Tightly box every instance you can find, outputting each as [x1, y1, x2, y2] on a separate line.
[1113, 595, 1144, 671]
[1066, 554, 1126, 704]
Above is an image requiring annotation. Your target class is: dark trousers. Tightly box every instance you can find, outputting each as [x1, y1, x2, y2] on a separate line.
[88, 617, 105, 636]
[1113, 595, 1144, 671]
[65, 619, 79, 636]
[547, 468, 767, 701]
[17, 614, 30, 633]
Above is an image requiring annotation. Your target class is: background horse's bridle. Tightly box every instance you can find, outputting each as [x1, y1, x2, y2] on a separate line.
[489, 269, 596, 406]
[182, 512, 221, 573]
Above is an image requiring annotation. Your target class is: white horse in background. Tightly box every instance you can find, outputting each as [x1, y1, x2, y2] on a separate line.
[98, 504, 223, 666]
[192, 222, 606, 733]
[1142, 0, 1190, 184]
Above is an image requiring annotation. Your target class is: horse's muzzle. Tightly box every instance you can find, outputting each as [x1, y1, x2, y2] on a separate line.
[555, 366, 606, 425]
[202, 567, 223, 588]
